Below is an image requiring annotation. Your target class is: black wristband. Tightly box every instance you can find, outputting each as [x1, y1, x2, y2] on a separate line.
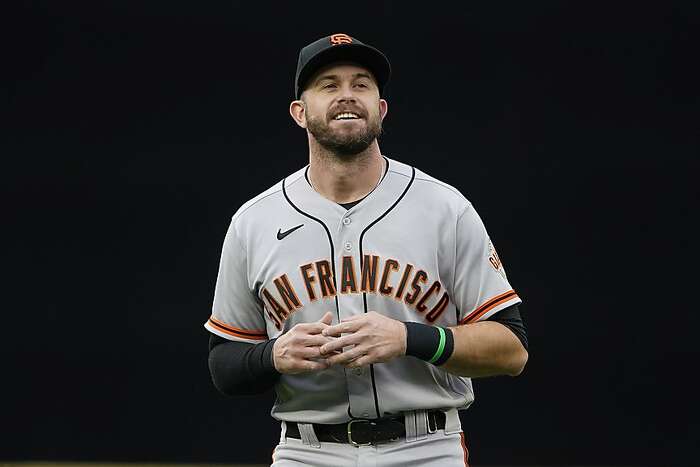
[404, 322, 454, 366]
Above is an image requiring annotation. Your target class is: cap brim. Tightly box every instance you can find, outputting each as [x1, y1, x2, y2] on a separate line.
[296, 43, 391, 98]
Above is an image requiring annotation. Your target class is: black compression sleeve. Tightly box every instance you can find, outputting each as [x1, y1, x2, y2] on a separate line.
[208, 334, 281, 396]
[486, 304, 528, 351]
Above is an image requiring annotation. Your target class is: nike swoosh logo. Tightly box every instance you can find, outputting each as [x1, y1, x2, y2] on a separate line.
[277, 224, 304, 240]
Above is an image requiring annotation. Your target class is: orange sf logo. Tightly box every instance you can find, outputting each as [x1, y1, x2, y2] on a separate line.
[330, 33, 353, 45]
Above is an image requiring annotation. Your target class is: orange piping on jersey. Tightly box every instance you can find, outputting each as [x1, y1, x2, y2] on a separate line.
[460, 290, 519, 324]
[460, 432, 470, 467]
[208, 316, 267, 340]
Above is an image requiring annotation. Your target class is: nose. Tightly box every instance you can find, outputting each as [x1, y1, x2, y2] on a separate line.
[337, 83, 357, 103]
[338, 95, 356, 104]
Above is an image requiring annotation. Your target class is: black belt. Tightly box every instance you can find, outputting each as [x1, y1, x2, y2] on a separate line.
[285, 410, 446, 446]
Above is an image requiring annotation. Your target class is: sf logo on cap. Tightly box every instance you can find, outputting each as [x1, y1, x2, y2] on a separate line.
[330, 33, 353, 45]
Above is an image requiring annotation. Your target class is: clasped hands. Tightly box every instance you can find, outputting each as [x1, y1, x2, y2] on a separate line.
[272, 311, 407, 375]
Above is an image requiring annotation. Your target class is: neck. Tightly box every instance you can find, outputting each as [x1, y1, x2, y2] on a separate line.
[307, 139, 384, 204]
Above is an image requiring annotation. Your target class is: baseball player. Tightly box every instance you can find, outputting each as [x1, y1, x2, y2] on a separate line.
[206, 33, 528, 467]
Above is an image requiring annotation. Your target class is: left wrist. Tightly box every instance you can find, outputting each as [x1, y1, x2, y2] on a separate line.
[404, 321, 454, 366]
[399, 321, 408, 356]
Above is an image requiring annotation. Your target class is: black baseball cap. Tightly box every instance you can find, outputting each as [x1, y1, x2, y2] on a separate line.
[294, 33, 391, 99]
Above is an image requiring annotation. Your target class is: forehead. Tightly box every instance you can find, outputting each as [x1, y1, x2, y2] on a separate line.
[309, 61, 376, 83]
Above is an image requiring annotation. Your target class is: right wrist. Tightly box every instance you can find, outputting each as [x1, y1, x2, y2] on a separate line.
[266, 338, 281, 374]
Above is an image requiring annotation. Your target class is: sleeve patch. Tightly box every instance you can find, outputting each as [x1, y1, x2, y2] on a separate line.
[488, 240, 507, 281]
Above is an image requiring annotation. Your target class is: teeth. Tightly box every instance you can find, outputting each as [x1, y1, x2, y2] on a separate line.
[334, 112, 360, 120]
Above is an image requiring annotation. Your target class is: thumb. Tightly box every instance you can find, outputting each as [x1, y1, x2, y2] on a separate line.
[318, 311, 333, 325]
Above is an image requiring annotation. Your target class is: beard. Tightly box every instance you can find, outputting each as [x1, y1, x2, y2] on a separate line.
[306, 109, 383, 159]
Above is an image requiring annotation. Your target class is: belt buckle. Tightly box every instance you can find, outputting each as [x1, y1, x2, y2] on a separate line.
[347, 419, 374, 447]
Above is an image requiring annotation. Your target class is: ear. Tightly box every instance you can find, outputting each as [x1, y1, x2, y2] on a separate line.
[289, 100, 307, 128]
[379, 98, 388, 121]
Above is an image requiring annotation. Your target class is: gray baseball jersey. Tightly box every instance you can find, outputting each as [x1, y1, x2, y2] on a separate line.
[204, 157, 521, 424]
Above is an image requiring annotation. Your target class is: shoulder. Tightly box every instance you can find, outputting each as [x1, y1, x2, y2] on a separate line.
[387, 157, 473, 215]
[230, 166, 307, 225]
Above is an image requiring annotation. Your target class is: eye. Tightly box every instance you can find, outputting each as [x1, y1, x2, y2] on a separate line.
[322, 83, 337, 89]
[355, 83, 368, 88]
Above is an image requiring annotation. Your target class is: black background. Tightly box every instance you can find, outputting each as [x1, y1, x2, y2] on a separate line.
[3, 1, 699, 466]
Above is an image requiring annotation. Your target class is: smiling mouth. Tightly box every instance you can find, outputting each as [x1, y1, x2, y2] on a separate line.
[333, 112, 362, 121]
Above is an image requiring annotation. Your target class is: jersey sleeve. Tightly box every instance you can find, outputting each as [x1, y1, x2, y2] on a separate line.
[452, 204, 522, 324]
[203, 218, 268, 343]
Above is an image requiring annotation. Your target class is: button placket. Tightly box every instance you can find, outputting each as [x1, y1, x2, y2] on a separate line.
[335, 212, 373, 420]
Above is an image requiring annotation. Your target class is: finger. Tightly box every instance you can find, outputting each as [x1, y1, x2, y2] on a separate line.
[318, 311, 333, 326]
[298, 359, 330, 373]
[297, 346, 327, 359]
[345, 355, 374, 368]
[301, 334, 337, 347]
[319, 333, 363, 355]
[327, 346, 366, 366]
[322, 320, 363, 337]
[299, 321, 333, 335]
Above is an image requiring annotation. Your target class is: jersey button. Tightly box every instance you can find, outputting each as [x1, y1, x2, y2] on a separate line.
[342, 217, 351, 225]
[344, 242, 352, 251]
[353, 368, 362, 376]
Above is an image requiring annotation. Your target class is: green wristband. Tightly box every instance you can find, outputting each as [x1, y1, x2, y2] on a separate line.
[428, 327, 446, 364]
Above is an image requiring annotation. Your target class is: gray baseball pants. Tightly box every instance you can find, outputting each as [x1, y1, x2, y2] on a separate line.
[271, 409, 469, 467]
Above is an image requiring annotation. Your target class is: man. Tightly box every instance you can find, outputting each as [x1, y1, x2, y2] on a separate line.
[206, 33, 528, 466]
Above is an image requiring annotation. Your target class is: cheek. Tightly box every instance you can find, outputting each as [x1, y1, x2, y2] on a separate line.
[308, 110, 326, 126]
[369, 105, 382, 122]
[306, 96, 331, 116]
[362, 98, 382, 119]
[308, 104, 329, 123]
